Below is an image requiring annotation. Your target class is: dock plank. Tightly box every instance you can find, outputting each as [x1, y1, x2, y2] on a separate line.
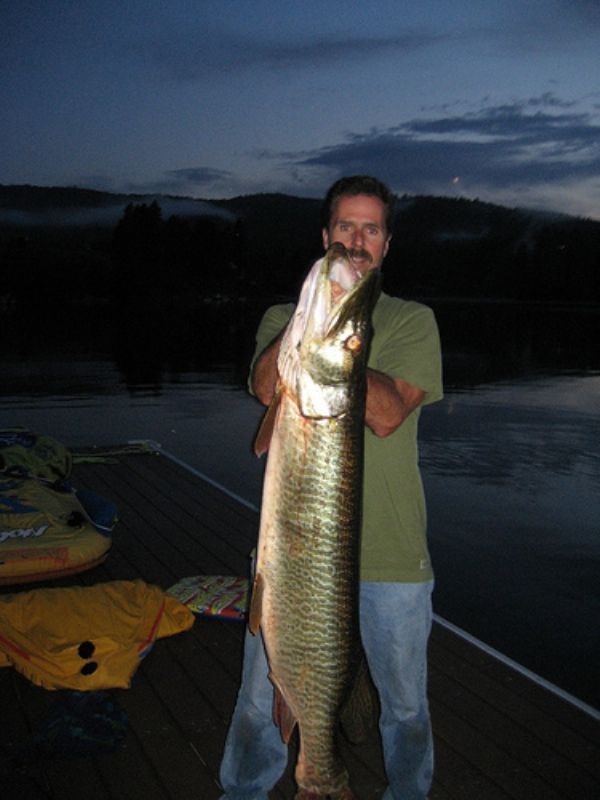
[429, 630, 599, 784]
[0, 446, 598, 800]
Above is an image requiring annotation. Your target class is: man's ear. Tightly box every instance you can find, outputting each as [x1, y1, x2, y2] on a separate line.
[322, 228, 330, 249]
[384, 236, 391, 258]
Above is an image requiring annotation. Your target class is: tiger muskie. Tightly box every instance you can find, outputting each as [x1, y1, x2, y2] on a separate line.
[249, 242, 381, 800]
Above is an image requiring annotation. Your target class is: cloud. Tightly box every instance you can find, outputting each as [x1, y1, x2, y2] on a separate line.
[124, 166, 234, 195]
[139, 2, 600, 83]
[286, 96, 600, 201]
[143, 29, 447, 81]
[481, 0, 600, 53]
[162, 166, 233, 188]
[524, 93, 578, 109]
[139, 3, 600, 83]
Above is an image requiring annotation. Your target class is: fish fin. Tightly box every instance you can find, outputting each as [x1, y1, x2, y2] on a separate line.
[272, 684, 297, 744]
[253, 386, 282, 456]
[248, 572, 264, 635]
[339, 650, 379, 745]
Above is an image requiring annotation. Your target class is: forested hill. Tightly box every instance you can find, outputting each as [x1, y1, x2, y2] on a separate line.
[1, 184, 599, 304]
[215, 192, 600, 303]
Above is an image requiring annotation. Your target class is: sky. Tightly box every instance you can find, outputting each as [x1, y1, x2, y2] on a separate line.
[2, 0, 600, 219]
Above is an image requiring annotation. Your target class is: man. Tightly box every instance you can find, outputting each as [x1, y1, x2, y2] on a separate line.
[219, 175, 443, 800]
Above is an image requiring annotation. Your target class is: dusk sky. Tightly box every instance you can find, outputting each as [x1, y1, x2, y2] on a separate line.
[2, 1, 600, 219]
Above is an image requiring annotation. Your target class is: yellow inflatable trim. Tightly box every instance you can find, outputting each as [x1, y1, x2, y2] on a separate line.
[0, 477, 112, 585]
[0, 580, 194, 690]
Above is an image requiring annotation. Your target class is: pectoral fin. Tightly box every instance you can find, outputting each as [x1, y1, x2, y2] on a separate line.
[253, 385, 282, 456]
[248, 572, 264, 635]
[272, 684, 297, 744]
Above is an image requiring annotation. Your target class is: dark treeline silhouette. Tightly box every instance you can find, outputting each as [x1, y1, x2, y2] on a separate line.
[1, 184, 599, 383]
[384, 196, 600, 303]
[2, 184, 600, 306]
[109, 200, 251, 382]
[111, 200, 243, 298]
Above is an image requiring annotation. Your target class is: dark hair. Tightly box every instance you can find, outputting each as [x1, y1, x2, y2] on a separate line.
[320, 175, 395, 234]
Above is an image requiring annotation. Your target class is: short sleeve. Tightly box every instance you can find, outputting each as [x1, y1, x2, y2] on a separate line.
[369, 295, 443, 405]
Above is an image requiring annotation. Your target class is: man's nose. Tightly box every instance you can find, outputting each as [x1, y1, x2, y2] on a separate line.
[352, 227, 365, 246]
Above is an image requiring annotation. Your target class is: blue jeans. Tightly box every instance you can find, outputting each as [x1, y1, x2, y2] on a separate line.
[219, 580, 434, 800]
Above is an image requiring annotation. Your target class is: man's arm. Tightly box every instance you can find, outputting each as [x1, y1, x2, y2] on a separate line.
[252, 337, 424, 437]
[251, 334, 283, 406]
[365, 370, 425, 438]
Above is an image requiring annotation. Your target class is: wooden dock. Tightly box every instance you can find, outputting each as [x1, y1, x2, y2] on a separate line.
[1, 446, 598, 799]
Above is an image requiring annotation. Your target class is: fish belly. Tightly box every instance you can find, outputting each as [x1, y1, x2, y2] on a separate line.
[255, 391, 362, 796]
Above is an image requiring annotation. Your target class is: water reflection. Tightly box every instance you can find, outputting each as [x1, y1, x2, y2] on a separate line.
[5, 298, 598, 391]
[110, 297, 263, 392]
[108, 298, 600, 389]
[429, 300, 600, 386]
[421, 388, 600, 485]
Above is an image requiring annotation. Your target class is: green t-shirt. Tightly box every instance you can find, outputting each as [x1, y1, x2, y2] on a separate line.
[250, 291, 443, 582]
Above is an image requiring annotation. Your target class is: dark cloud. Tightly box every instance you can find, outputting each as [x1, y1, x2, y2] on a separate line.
[525, 93, 578, 109]
[243, 31, 446, 69]
[291, 97, 600, 194]
[483, 1, 600, 53]
[141, 3, 598, 83]
[163, 167, 233, 186]
[125, 166, 233, 195]
[144, 29, 447, 81]
[405, 105, 597, 149]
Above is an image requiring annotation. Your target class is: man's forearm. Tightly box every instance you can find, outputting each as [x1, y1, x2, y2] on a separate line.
[365, 369, 425, 437]
[252, 338, 424, 434]
[251, 335, 283, 406]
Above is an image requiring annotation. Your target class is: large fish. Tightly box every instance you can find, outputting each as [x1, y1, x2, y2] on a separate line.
[249, 242, 381, 799]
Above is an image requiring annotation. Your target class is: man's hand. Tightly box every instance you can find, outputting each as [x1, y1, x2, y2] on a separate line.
[252, 337, 424, 436]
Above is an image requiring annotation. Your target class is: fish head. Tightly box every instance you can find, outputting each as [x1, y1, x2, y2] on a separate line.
[279, 243, 381, 418]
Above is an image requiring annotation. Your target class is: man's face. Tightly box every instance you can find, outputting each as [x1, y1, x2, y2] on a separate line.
[322, 193, 391, 274]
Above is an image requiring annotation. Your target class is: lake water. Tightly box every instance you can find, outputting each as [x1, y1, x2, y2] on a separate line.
[1, 301, 599, 710]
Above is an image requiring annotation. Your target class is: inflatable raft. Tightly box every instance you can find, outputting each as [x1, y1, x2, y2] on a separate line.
[0, 430, 116, 585]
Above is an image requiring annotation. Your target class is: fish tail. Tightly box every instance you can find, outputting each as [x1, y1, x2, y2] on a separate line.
[294, 776, 356, 799]
[294, 733, 353, 799]
[339, 651, 379, 744]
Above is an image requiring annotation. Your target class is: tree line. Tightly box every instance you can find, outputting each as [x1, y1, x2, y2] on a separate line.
[1, 192, 599, 311]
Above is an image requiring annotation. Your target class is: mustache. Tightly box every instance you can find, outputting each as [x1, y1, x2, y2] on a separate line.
[348, 248, 372, 262]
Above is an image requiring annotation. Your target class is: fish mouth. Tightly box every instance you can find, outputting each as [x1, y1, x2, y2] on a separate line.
[326, 244, 374, 305]
[278, 242, 381, 417]
[321, 243, 381, 343]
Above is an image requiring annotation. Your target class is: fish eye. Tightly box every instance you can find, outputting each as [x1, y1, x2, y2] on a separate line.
[344, 334, 362, 352]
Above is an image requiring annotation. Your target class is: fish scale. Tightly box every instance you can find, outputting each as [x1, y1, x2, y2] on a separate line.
[249, 243, 380, 799]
